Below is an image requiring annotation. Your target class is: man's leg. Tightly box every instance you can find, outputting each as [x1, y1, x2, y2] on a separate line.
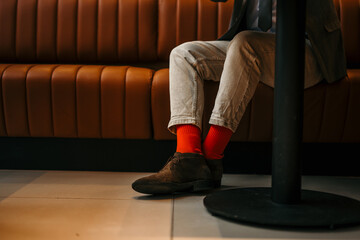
[168, 40, 229, 158]
[167, 40, 229, 135]
[132, 40, 229, 194]
[208, 31, 275, 134]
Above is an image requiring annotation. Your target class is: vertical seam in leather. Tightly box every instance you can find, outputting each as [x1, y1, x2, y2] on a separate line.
[216, 2, 219, 39]
[96, 0, 99, 61]
[75, 65, 83, 137]
[15, 0, 18, 59]
[155, 0, 159, 61]
[35, 0, 39, 61]
[0, 65, 14, 136]
[75, 0, 79, 63]
[25, 65, 36, 136]
[196, 0, 198, 40]
[156, 0, 160, 59]
[197, 0, 200, 39]
[55, 0, 59, 62]
[317, 87, 327, 142]
[116, 0, 119, 61]
[156, 0, 160, 60]
[341, 78, 352, 142]
[148, 69, 154, 137]
[124, 67, 128, 138]
[99, 66, 105, 138]
[137, 0, 139, 60]
[176, 0, 179, 45]
[50, 65, 60, 137]
[217, 2, 219, 37]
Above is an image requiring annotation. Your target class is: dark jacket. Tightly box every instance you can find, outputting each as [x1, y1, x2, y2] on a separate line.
[217, 0, 347, 83]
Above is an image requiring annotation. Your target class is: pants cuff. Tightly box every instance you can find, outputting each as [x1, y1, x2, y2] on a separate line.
[208, 117, 237, 133]
[167, 118, 202, 135]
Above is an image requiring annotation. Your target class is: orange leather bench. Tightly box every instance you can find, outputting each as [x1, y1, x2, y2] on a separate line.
[0, 0, 359, 144]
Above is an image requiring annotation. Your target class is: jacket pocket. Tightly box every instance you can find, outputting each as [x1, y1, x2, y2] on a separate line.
[324, 19, 341, 32]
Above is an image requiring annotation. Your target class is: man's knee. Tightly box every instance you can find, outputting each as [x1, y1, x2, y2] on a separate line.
[228, 31, 275, 58]
[170, 41, 198, 60]
[229, 31, 258, 48]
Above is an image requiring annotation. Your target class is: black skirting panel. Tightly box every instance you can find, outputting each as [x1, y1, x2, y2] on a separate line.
[0, 137, 359, 176]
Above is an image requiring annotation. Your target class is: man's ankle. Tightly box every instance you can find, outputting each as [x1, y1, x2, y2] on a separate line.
[176, 124, 203, 154]
[202, 125, 233, 160]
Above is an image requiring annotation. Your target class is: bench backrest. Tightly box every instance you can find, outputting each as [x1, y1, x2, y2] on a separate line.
[0, 0, 233, 63]
[0, 0, 358, 67]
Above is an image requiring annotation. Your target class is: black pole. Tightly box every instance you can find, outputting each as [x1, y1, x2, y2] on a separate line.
[271, 0, 306, 204]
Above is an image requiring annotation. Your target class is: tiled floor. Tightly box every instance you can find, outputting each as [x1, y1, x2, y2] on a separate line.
[0, 170, 359, 240]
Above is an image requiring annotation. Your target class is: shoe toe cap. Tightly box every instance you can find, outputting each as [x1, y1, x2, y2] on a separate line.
[132, 177, 161, 194]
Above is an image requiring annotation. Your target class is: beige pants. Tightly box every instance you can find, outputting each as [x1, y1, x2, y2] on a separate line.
[168, 31, 323, 134]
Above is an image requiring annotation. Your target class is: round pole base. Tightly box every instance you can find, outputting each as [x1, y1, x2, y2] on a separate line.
[204, 187, 360, 228]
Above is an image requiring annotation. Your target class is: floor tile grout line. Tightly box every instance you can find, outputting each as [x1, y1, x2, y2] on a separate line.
[171, 195, 175, 240]
[0, 196, 146, 201]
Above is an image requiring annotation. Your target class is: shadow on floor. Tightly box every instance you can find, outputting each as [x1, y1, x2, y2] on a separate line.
[0, 170, 46, 202]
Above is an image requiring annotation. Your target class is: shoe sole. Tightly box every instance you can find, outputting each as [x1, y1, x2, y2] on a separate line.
[132, 179, 221, 195]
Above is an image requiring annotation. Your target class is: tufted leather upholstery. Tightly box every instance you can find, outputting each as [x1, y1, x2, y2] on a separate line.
[0, 0, 359, 142]
[0, 0, 233, 63]
[0, 64, 153, 138]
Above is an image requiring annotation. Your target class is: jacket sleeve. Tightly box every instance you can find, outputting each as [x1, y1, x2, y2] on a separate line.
[305, 0, 347, 83]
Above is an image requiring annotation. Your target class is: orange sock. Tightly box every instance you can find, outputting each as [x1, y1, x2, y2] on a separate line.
[176, 125, 203, 154]
[202, 125, 233, 160]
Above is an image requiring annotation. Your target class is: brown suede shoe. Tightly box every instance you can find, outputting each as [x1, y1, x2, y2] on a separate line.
[132, 152, 218, 194]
